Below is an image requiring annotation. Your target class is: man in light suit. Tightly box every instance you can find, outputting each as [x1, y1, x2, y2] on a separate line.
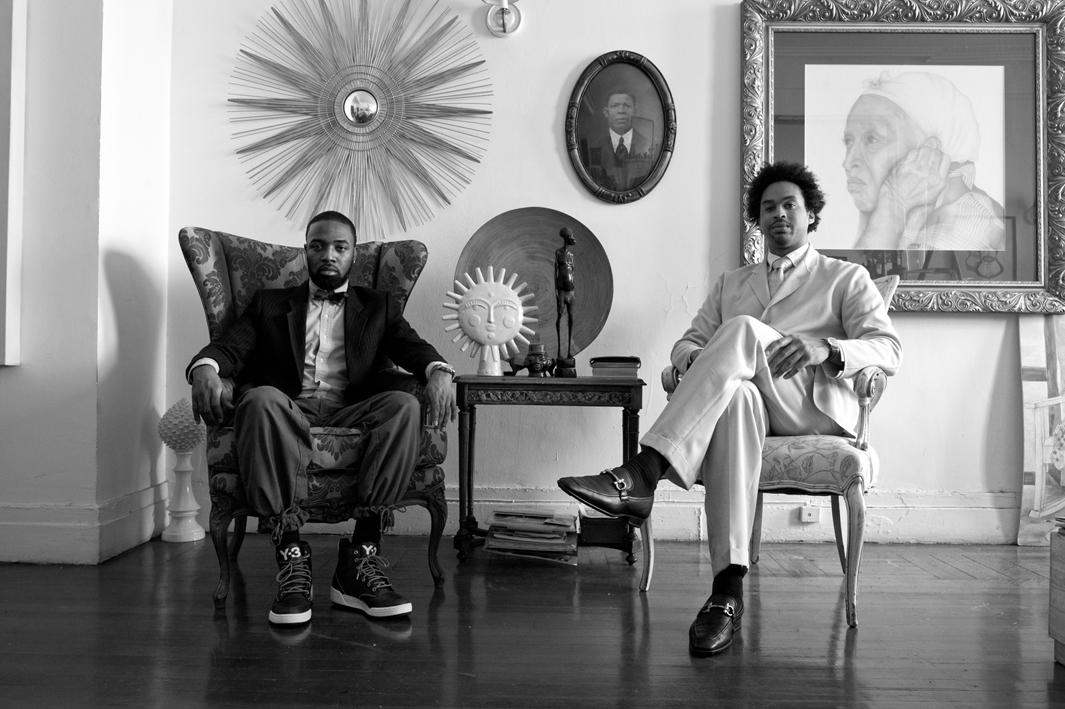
[582, 88, 655, 191]
[189, 210, 457, 627]
[559, 161, 902, 656]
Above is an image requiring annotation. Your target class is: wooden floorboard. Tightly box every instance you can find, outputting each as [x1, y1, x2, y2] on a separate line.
[1, 536, 1063, 707]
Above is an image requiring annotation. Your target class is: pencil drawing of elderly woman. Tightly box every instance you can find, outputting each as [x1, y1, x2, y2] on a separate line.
[842, 71, 1005, 251]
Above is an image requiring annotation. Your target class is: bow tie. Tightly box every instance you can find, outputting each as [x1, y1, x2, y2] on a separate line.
[313, 288, 345, 304]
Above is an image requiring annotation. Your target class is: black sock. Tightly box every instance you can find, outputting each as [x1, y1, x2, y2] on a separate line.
[621, 448, 668, 490]
[277, 529, 300, 548]
[711, 564, 746, 600]
[352, 513, 382, 547]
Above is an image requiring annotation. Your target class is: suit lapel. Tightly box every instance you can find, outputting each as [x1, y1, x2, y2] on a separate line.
[343, 288, 368, 377]
[287, 283, 309, 382]
[748, 263, 770, 310]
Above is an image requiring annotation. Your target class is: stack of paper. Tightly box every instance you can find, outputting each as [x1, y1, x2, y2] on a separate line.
[485, 508, 578, 565]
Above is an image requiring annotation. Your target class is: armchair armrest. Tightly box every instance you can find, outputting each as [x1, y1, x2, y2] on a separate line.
[852, 366, 887, 451]
[660, 363, 889, 451]
[661, 365, 681, 398]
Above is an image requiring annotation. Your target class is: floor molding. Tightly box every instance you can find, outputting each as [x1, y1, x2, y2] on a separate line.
[0, 483, 168, 563]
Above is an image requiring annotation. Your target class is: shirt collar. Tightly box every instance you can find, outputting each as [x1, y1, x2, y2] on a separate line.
[767, 243, 810, 270]
[610, 128, 633, 149]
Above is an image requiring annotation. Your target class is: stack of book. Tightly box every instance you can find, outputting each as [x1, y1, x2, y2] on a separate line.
[589, 355, 641, 377]
[484, 508, 578, 565]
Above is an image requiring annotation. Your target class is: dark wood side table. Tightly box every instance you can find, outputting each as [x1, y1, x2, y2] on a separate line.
[453, 375, 646, 566]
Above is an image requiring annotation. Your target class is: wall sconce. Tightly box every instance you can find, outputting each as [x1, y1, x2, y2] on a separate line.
[483, 0, 522, 37]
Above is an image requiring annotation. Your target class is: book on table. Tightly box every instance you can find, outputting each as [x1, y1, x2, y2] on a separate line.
[589, 355, 641, 377]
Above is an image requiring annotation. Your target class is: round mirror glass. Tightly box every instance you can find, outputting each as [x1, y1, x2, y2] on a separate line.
[343, 89, 379, 125]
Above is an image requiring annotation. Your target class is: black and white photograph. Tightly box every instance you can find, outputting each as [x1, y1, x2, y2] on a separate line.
[7, 0, 1065, 706]
[566, 50, 675, 202]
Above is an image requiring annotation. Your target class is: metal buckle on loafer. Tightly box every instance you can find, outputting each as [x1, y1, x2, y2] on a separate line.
[702, 599, 736, 618]
[602, 469, 629, 492]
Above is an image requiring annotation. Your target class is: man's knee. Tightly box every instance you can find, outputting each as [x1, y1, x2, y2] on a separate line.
[377, 391, 420, 424]
[714, 314, 780, 349]
[719, 314, 765, 337]
[236, 386, 291, 415]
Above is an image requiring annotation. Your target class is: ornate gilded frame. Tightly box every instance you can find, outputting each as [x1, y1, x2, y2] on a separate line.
[565, 50, 676, 204]
[741, 0, 1065, 312]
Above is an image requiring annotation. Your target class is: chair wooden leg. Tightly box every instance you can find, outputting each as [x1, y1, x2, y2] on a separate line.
[425, 485, 447, 587]
[229, 513, 248, 562]
[638, 516, 654, 592]
[831, 496, 847, 575]
[209, 502, 233, 608]
[843, 485, 866, 628]
[749, 491, 764, 565]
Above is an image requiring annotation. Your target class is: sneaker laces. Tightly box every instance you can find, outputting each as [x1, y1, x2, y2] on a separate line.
[353, 553, 394, 593]
[276, 556, 312, 598]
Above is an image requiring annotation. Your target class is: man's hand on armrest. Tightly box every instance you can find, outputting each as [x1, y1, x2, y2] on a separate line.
[425, 367, 457, 428]
[191, 364, 234, 426]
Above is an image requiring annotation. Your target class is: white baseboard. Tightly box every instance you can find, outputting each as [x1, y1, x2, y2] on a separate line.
[420, 485, 1020, 545]
[199, 486, 1023, 546]
[0, 483, 168, 563]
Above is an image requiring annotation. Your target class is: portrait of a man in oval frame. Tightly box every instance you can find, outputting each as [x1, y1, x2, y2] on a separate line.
[567, 51, 675, 203]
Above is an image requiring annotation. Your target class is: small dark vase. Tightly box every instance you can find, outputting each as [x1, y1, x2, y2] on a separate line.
[526, 344, 554, 377]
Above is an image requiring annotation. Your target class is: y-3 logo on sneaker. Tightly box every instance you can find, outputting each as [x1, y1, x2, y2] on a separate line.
[280, 546, 305, 560]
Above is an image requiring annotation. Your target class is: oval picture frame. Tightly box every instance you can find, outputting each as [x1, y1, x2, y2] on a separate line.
[565, 50, 676, 203]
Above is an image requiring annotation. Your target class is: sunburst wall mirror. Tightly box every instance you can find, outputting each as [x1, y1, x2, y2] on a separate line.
[229, 0, 493, 240]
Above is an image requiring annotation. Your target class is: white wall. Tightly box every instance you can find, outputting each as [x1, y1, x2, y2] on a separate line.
[96, 0, 173, 559]
[0, 0, 172, 563]
[152, 0, 1015, 547]
[0, 0, 104, 561]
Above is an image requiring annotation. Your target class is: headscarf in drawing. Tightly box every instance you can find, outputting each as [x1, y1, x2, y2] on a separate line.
[859, 71, 981, 172]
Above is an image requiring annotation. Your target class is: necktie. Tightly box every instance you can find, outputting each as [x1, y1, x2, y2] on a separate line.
[313, 288, 345, 304]
[768, 258, 791, 297]
[615, 137, 628, 162]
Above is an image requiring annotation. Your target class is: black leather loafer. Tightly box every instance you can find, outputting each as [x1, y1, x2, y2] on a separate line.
[689, 594, 744, 656]
[557, 468, 654, 523]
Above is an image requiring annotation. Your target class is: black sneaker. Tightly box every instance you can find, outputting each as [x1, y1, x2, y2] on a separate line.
[268, 540, 313, 625]
[330, 539, 412, 617]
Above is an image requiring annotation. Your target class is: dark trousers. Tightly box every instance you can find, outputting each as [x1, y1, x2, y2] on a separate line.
[233, 386, 421, 538]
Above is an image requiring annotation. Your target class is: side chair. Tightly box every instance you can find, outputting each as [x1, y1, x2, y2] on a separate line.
[642, 275, 899, 628]
[178, 227, 448, 608]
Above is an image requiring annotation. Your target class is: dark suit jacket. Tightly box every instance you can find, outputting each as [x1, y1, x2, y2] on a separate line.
[582, 128, 655, 191]
[186, 282, 445, 404]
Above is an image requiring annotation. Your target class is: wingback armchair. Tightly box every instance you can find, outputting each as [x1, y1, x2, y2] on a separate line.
[178, 227, 448, 606]
[643, 275, 899, 628]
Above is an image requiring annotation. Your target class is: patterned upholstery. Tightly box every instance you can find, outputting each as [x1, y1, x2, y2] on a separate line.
[178, 227, 447, 605]
[760, 435, 877, 494]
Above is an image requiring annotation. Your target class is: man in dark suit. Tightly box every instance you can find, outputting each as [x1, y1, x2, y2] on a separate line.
[581, 88, 655, 191]
[188, 210, 456, 627]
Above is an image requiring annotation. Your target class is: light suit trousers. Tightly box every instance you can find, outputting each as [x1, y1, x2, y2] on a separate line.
[640, 315, 844, 577]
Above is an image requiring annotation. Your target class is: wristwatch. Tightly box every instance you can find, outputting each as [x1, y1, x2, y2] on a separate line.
[430, 363, 457, 381]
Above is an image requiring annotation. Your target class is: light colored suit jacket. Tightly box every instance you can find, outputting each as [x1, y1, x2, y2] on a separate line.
[670, 247, 902, 434]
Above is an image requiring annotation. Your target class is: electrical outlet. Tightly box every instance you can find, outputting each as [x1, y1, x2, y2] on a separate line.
[800, 505, 820, 524]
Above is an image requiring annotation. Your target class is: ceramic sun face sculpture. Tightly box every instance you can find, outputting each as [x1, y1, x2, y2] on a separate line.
[443, 266, 538, 375]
